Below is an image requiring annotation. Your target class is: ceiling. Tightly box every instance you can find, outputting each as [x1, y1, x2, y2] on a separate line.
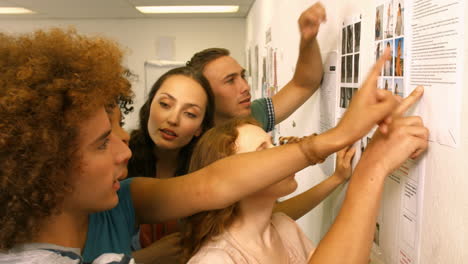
[0, 0, 255, 19]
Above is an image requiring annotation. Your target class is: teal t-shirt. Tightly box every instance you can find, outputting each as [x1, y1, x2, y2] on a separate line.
[251, 97, 275, 132]
[82, 178, 137, 263]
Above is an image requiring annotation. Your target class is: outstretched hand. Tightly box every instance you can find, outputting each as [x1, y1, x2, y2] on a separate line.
[333, 146, 356, 183]
[298, 2, 326, 42]
[336, 48, 399, 145]
[362, 86, 428, 175]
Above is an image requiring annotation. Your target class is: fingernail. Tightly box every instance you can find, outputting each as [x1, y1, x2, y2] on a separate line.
[415, 86, 424, 94]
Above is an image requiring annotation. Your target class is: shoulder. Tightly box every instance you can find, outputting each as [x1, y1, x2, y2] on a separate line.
[0, 249, 79, 264]
[250, 97, 275, 132]
[272, 212, 309, 240]
[92, 253, 135, 264]
[271, 212, 298, 229]
[271, 212, 315, 258]
[188, 247, 235, 264]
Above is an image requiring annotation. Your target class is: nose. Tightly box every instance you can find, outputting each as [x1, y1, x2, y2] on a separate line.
[240, 77, 250, 95]
[112, 133, 132, 165]
[167, 109, 180, 126]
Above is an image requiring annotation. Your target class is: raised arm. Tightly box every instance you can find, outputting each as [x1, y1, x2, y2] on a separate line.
[274, 146, 355, 220]
[272, 2, 325, 124]
[131, 52, 399, 225]
[308, 87, 428, 264]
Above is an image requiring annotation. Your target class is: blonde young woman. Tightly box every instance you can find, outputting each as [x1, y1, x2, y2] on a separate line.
[184, 85, 427, 263]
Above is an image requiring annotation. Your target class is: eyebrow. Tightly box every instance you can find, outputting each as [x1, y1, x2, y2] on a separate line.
[159, 92, 202, 109]
[222, 69, 246, 81]
[92, 129, 112, 145]
[160, 92, 176, 100]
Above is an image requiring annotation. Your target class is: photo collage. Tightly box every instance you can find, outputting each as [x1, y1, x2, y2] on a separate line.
[340, 18, 361, 110]
[375, 0, 404, 98]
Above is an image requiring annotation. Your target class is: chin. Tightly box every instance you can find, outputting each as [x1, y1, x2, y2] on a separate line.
[107, 198, 119, 211]
[88, 196, 118, 213]
[102, 193, 119, 211]
[271, 179, 298, 198]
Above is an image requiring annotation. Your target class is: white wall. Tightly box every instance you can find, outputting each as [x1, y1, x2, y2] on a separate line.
[247, 0, 468, 263]
[0, 18, 245, 129]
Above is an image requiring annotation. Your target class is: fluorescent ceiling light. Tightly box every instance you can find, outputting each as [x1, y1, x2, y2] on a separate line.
[0, 7, 34, 14]
[136, 5, 239, 14]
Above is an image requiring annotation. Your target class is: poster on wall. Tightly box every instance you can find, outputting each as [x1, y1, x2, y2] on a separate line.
[253, 45, 259, 95]
[338, 14, 364, 166]
[331, 13, 364, 223]
[407, 0, 464, 149]
[371, 1, 465, 263]
[373, 1, 416, 263]
[319, 51, 338, 176]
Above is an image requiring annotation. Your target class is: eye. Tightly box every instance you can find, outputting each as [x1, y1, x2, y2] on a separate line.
[241, 72, 246, 79]
[225, 78, 234, 84]
[98, 138, 110, 150]
[159, 101, 170, 108]
[185, 112, 197, 119]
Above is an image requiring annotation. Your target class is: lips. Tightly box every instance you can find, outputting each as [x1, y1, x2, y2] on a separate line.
[159, 128, 178, 140]
[112, 179, 120, 191]
[239, 97, 251, 104]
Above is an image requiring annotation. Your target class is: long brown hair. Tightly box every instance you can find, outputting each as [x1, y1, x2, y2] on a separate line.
[182, 117, 260, 259]
[127, 67, 215, 178]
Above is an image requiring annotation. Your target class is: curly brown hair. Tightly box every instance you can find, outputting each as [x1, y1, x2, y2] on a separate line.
[0, 28, 132, 249]
[182, 117, 260, 260]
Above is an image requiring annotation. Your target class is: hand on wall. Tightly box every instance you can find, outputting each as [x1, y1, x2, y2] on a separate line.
[298, 2, 327, 42]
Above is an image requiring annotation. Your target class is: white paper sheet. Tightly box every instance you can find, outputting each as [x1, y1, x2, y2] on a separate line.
[407, 0, 465, 148]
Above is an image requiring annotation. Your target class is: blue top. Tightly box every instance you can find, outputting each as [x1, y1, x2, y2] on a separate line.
[82, 178, 138, 263]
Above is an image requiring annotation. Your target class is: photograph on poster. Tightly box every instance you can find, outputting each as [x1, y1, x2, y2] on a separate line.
[395, 37, 404, 76]
[342, 27, 346, 54]
[394, 78, 404, 97]
[261, 56, 266, 97]
[341, 56, 346, 82]
[383, 78, 393, 92]
[253, 45, 259, 92]
[354, 22, 361, 52]
[377, 77, 383, 90]
[375, 42, 383, 63]
[346, 87, 353, 107]
[385, 0, 394, 38]
[247, 48, 252, 77]
[346, 25, 353, 54]
[375, 5, 383, 40]
[346, 55, 353, 83]
[395, 0, 404, 36]
[384, 40, 394, 76]
[340, 87, 346, 108]
[354, 54, 360, 83]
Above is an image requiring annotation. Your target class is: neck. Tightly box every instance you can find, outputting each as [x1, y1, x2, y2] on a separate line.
[34, 208, 89, 250]
[214, 114, 230, 127]
[229, 194, 277, 246]
[154, 147, 180, 178]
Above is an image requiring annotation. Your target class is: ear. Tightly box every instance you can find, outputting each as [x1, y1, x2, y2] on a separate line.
[194, 126, 203, 137]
